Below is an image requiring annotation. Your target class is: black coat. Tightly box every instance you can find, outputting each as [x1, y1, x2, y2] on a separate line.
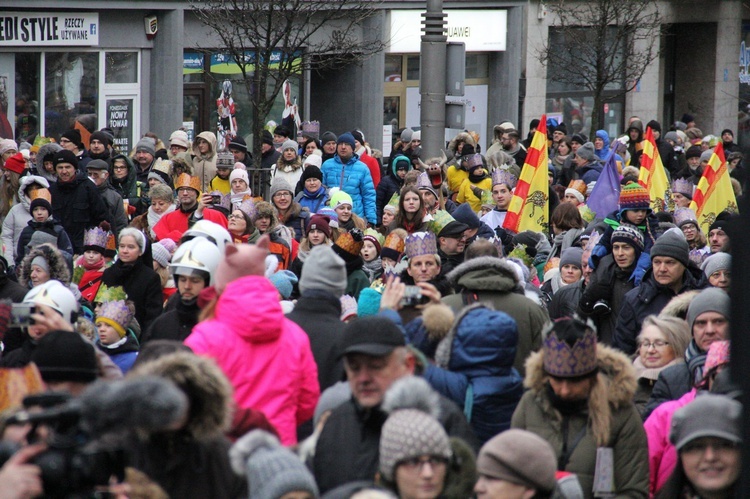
[375, 173, 403, 223]
[141, 299, 200, 344]
[102, 258, 163, 332]
[49, 172, 112, 254]
[549, 280, 581, 319]
[643, 362, 692, 419]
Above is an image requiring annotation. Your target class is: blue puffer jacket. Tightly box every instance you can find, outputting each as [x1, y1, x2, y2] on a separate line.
[321, 154, 377, 223]
[424, 304, 524, 445]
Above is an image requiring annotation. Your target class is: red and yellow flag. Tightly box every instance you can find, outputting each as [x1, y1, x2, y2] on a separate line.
[689, 142, 739, 233]
[503, 115, 549, 234]
[638, 127, 670, 212]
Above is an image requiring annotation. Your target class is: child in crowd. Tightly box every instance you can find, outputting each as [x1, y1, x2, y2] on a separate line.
[330, 189, 365, 233]
[290, 214, 332, 280]
[456, 153, 492, 213]
[361, 229, 384, 283]
[227, 167, 253, 211]
[272, 139, 304, 188]
[151, 240, 177, 303]
[95, 299, 139, 374]
[208, 151, 234, 194]
[15, 188, 73, 267]
[72, 226, 109, 302]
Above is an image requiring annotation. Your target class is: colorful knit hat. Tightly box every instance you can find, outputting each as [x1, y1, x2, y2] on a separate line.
[618, 182, 651, 212]
[83, 226, 109, 253]
[611, 223, 645, 253]
[363, 228, 384, 253]
[674, 208, 699, 229]
[96, 300, 133, 338]
[542, 317, 598, 378]
[333, 228, 364, 261]
[405, 231, 438, 259]
[671, 178, 693, 199]
[330, 189, 353, 209]
[340, 294, 358, 321]
[492, 168, 517, 188]
[317, 206, 339, 228]
[269, 270, 298, 300]
[381, 230, 406, 261]
[94, 284, 127, 304]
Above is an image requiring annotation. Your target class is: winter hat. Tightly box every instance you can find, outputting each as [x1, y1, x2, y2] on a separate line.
[269, 270, 298, 300]
[570, 133, 587, 145]
[611, 223, 645, 254]
[320, 131, 337, 145]
[451, 202, 480, 229]
[476, 429, 557, 494]
[699, 149, 713, 163]
[97, 300, 133, 338]
[664, 131, 680, 144]
[558, 247, 583, 271]
[651, 228, 690, 268]
[216, 151, 234, 169]
[30, 255, 50, 273]
[702, 252, 730, 280]
[227, 135, 247, 153]
[29, 188, 53, 214]
[314, 382, 351, 427]
[379, 409, 452, 482]
[61, 129, 82, 148]
[281, 139, 298, 153]
[351, 130, 365, 146]
[330, 189, 354, 209]
[274, 125, 291, 138]
[336, 132, 356, 149]
[363, 228, 384, 254]
[685, 145, 702, 160]
[708, 210, 733, 234]
[340, 315, 405, 357]
[214, 236, 271, 293]
[542, 317, 598, 378]
[564, 187, 585, 204]
[647, 120, 662, 134]
[31, 330, 98, 383]
[299, 245, 347, 297]
[0, 139, 18, 156]
[411, 130, 421, 142]
[151, 242, 171, 268]
[317, 207, 338, 228]
[53, 149, 78, 168]
[686, 288, 730, 333]
[230, 430, 319, 499]
[340, 295, 358, 321]
[400, 128, 414, 143]
[300, 164, 323, 183]
[618, 183, 651, 212]
[357, 287, 383, 317]
[303, 154, 322, 169]
[169, 130, 190, 150]
[575, 142, 597, 162]
[270, 178, 294, 198]
[229, 168, 250, 187]
[159, 238, 177, 254]
[306, 214, 332, 239]
[3, 153, 25, 174]
[135, 137, 156, 156]
[29, 232, 57, 251]
[261, 130, 274, 146]
[670, 394, 741, 451]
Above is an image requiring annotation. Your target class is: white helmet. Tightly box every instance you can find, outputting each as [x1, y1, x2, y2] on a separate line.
[170, 236, 222, 286]
[23, 280, 79, 323]
[181, 220, 232, 256]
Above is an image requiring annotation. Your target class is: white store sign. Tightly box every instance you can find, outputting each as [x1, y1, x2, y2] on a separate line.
[389, 10, 507, 53]
[0, 12, 99, 46]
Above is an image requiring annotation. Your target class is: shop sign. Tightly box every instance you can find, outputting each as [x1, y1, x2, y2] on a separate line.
[107, 99, 133, 153]
[0, 12, 99, 46]
[389, 10, 506, 53]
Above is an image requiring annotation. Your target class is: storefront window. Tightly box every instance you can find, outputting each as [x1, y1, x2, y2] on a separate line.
[44, 52, 99, 141]
[385, 55, 402, 82]
[105, 52, 137, 84]
[406, 56, 420, 81]
[15, 53, 40, 144]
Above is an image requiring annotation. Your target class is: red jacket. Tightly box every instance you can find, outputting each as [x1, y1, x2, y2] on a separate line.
[359, 151, 381, 188]
[153, 207, 227, 242]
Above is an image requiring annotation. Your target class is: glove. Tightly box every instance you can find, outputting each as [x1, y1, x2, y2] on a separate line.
[494, 227, 514, 247]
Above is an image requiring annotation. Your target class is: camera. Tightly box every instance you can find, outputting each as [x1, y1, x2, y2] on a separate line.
[400, 285, 429, 307]
[210, 194, 222, 205]
[10, 303, 35, 327]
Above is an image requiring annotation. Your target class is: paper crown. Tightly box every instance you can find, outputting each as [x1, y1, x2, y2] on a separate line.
[567, 179, 587, 196]
[340, 294, 358, 321]
[301, 121, 320, 138]
[94, 284, 127, 304]
[174, 173, 201, 193]
[363, 228, 385, 252]
[487, 236, 504, 256]
[428, 210, 459, 237]
[83, 226, 108, 250]
[674, 207, 699, 227]
[480, 189, 494, 208]
[416, 171, 437, 195]
[542, 319, 598, 378]
[405, 231, 438, 258]
[97, 300, 133, 337]
[29, 188, 52, 203]
[238, 198, 256, 218]
[105, 231, 117, 256]
[386, 191, 400, 209]
[671, 178, 694, 198]
[492, 168, 517, 188]
[334, 229, 364, 257]
[152, 158, 172, 176]
[382, 230, 406, 259]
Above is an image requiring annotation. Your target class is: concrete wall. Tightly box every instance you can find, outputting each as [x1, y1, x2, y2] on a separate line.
[488, 5, 524, 138]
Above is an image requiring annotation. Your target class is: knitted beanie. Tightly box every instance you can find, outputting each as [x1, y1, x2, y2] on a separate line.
[575, 142, 597, 162]
[685, 145, 702, 160]
[477, 429, 557, 493]
[299, 245, 347, 297]
[330, 189, 354, 209]
[699, 149, 713, 163]
[559, 247, 583, 270]
[611, 223, 645, 253]
[320, 131, 337, 145]
[216, 151, 234, 169]
[650, 228, 690, 268]
[152, 242, 171, 268]
[262, 130, 274, 146]
[4, 153, 26, 174]
[452, 202, 481, 229]
[227, 135, 247, 153]
[686, 288, 730, 332]
[53, 149, 78, 168]
[135, 137, 156, 156]
[337, 132, 356, 149]
[29, 196, 52, 215]
[269, 270, 298, 300]
[300, 165, 323, 183]
[281, 139, 298, 153]
[169, 130, 191, 150]
[61, 129, 82, 148]
[31, 330, 98, 383]
[270, 178, 294, 198]
[619, 183, 651, 212]
[303, 154, 322, 169]
[379, 409, 452, 481]
[306, 214, 331, 238]
[229, 168, 250, 186]
[702, 252, 730, 279]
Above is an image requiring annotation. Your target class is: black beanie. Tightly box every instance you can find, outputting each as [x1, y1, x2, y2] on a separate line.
[90, 130, 111, 147]
[262, 130, 274, 146]
[647, 120, 662, 134]
[300, 165, 323, 182]
[31, 330, 98, 383]
[61, 129, 82, 148]
[30, 197, 52, 214]
[321, 131, 337, 144]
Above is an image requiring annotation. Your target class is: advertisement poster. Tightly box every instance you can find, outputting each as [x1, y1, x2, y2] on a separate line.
[106, 98, 132, 153]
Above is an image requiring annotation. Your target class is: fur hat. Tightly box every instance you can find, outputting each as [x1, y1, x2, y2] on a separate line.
[31, 331, 97, 383]
[686, 288, 730, 333]
[685, 145, 702, 160]
[97, 300, 133, 338]
[542, 317, 598, 378]
[300, 245, 347, 297]
[651, 228, 690, 268]
[575, 142, 597, 162]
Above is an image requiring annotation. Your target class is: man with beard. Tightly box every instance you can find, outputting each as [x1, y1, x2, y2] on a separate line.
[87, 130, 113, 163]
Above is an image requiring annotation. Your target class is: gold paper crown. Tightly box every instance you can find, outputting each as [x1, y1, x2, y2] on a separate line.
[153, 158, 172, 175]
[29, 188, 52, 203]
[567, 179, 587, 196]
[383, 231, 406, 253]
[175, 173, 201, 193]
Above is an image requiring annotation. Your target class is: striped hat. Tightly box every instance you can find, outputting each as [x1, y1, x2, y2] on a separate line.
[611, 223, 645, 253]
[618, 183, 651, 212]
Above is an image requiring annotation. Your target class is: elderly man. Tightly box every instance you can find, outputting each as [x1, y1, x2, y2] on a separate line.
[86, 159, 127, 234]
[613, 229, 708, 355]
[644, 288, 730, 417]
[313, 316, 476, 494]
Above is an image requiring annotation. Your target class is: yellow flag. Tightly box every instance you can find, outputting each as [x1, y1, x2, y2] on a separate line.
[689, 143, 739, 233]
[638, 127, 670, 212]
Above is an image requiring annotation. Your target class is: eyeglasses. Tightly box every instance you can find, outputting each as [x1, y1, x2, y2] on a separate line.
[273, 192, 292, 198]
[177, 187, 195, 193]
[228, 213, 245, 220]
[113, 165, 127, 171]
[59, 138, 71, 144]
[398, 456, 448, 473]
[640, 340, 669, 350]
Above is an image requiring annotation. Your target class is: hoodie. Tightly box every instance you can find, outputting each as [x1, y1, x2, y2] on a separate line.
[191, 131, 218, 192]
[1, 175, 50, 264]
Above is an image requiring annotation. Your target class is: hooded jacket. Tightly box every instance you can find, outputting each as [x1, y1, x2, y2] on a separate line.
[191, 131, 218, 192]
[626, 120, 644, 167]
[109, 153, 143, 212]
[424, 303, 523, 444]
[15, 218, 74, 268]
[185, 275, 320, 445]
[321, 154, 377, 224]
[511, 344, 649, 498]
[594, 129, 611, 160]
[442, 256, 549, 376]
[376, 154, 410, 223]
[101, 257, 163, 332]
[1, 175, 49, 264]
[19, 243, 71, 288]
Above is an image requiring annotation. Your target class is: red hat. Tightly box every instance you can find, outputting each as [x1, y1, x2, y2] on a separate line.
[3, 152, 26, 174]
[306, 214, 331, 239]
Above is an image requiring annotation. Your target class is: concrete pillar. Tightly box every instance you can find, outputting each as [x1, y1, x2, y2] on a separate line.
[489, 6, 523, 138]
[624, 30, 662, 126]
[361, 11, 386, 151]
[150, 9, 184, 139]
[522, 3, 548, 131]
[712, 0, 741, 134]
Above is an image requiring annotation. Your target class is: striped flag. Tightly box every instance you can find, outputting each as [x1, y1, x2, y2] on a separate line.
[503, 115, 549, 234]
[638, 127, 671, 212]
[689, 142, 739, 233]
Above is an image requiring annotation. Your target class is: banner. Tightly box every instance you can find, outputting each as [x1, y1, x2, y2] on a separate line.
[0, 13, 99, 46]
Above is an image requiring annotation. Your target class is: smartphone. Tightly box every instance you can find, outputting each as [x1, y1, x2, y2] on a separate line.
[400, 285, 429, 307]
[210, 194, 222, 205]
[10, 304, 36, 327]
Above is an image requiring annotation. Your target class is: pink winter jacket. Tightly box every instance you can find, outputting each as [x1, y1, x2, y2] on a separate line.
[644, 389, 697, 496]
[185, 275, 320, 445]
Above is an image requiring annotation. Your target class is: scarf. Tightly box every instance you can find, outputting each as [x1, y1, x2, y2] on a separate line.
[545, 382, 589, 415]
[230, 190, 253, 210]
[148, 204, 176, 239]
[338, 217, 356, 232]
[362, 257, 382, 282]
[102, 336, 128, 349]
[685, 339, 707, 384]
[633, 357, 681, 381]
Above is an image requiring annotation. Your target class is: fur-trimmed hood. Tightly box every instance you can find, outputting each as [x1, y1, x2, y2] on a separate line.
[446, 256, 520, 292]
[523, 343, 637, 446]
[17, 175, 50, 210]
[660, 289, 700, 320]
[275, 155, 302, 173]
[19, 243, 71, 287]
[448, 132, 476, 154]
[129, 351, 233, 440]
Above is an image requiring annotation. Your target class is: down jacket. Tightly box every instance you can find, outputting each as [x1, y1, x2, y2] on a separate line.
[424, 304, 523, 445]
[511, 344, 649, 498]
[320, 154, 377, 224]
[185, 275, 320, 445]
[1, 175, 49, 264]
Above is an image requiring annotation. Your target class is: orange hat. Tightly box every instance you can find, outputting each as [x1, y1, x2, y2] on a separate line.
[174, 173, 201, 194]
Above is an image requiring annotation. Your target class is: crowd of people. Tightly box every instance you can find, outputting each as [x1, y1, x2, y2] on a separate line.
[0, 114, 742, 498]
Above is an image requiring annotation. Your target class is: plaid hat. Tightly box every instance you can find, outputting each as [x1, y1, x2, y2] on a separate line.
[619, 183, 651, 212]
[31, 330, 98, 383]
[670, 394, 741, 451]
[340, 315, 405, 358]
[611, 223, 645, 253]
[543, 317, 598, 378]
[477, 429, 557, 493]
[306, 214, 331, 239]
[651, 228, 690, 268]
